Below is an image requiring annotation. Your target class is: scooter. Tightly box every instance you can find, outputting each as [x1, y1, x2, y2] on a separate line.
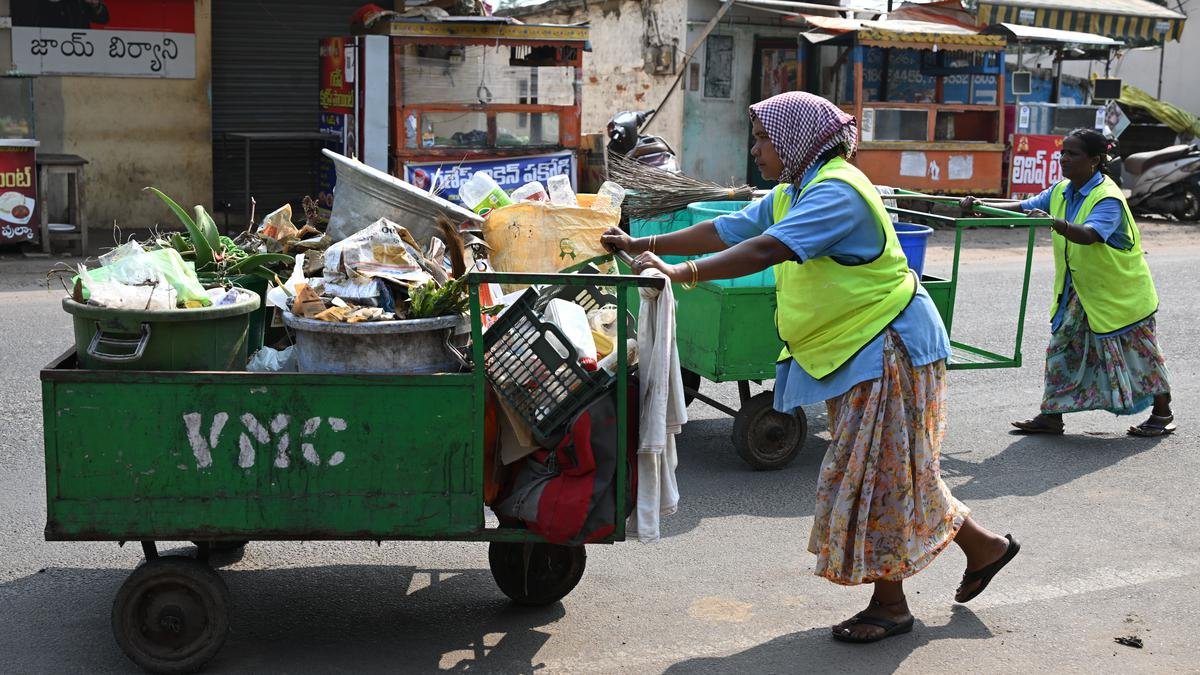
[1109, 138, 1200, 222]
[606, 109, 679, 173]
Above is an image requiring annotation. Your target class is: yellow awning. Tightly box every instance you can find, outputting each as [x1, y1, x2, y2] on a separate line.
[976, 0, 1186, 44]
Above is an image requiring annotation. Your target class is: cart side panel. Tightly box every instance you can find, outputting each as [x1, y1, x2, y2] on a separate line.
[44, 371, 482, 540]
[714, 288, 781, 382]
[676, 284, 781, 383]
[674, 283, 723, 379]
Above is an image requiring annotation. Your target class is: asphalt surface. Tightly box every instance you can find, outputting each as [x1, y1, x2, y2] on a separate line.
[1, 222, 1197, 673]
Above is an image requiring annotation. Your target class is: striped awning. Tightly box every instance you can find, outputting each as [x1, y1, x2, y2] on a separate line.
[976, 0, 1187, 44]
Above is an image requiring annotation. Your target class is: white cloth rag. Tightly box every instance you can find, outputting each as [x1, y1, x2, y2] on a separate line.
[627, 268, 687, 543]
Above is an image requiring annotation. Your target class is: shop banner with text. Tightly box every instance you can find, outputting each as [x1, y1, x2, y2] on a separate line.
[0, 146, 39, 244]
[11, 0, 196, 78]
[403, 151, 577, 204]
[1009, 134, 1062, 200]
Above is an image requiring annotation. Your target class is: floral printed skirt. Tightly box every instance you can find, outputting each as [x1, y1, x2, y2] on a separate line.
[808, 330, 969, 586]
[1041, 290, 1171, 416]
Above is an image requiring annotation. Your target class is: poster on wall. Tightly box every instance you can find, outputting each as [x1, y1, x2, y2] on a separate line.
[1009, 134, 1063, 199]
[0, 145, 40, 245]
[403, 151, 577, 205]
[10, 0, 196, 78]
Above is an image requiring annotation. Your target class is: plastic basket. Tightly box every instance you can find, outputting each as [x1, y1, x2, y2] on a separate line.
[483, 287, 614, 442]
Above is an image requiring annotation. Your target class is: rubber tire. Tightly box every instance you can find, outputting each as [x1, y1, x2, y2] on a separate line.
[681, 369, 701, 407]
[488, 541, 587, 606]
[1175, 184, 1200, 222]
[732, 391, 807, 471]
[112, 556, 230, 674]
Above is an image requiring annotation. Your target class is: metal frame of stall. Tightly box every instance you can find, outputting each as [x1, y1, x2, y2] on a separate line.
[369, 20, 590, 184]
[800, 20, 1010, 195]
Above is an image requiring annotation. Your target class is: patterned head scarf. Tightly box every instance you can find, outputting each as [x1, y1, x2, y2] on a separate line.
[749, 92, 858, 185]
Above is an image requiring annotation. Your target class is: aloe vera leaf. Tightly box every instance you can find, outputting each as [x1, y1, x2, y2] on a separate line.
[193, 205, 223, 253]
[144, 187, 214, 270]
[226, 252, 293, 274]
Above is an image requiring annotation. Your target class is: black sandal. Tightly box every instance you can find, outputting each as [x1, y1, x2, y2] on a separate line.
[1011, 415, 1064, 435]
[957, 534, 1020, 604]
[831, 613, 915, 644]
[1128, 414, 1176, 437]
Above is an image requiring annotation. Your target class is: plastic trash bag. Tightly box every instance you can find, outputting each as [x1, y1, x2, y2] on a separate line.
[246, 345, 297, 372]
[80, 247, 210, 307]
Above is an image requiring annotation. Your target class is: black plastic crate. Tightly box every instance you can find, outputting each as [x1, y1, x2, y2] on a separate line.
[483, 287, 613, 443]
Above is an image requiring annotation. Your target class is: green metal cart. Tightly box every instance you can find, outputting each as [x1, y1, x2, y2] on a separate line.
[40, 270, 659, 674]
[631, 195, 1046, 471]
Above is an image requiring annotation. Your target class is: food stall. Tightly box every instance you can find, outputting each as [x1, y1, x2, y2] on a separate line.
[318, 19, 590, 206]
[980, 23, 1122, 198]
[0, 76, 39, 246]
[800, 17, 1009, 195]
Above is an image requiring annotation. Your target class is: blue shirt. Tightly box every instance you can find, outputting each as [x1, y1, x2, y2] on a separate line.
[712, 161, 952, 409]
[1019, 172, 1132, 334]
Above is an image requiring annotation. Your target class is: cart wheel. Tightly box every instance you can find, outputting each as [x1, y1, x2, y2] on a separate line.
[112, 556, 230, 674]
[681, 368, 701, 407]
[732, 391, 807, 471]
[488, 541, 586, 606]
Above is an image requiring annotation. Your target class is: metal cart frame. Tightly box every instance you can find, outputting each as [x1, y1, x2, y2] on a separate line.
[40, 270, 660, 674]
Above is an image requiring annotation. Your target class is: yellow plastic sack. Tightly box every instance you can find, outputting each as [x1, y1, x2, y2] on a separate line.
[482, 194, 619, 288]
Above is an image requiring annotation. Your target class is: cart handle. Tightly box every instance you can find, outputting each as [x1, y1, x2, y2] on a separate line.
[87, 322, 151, 363]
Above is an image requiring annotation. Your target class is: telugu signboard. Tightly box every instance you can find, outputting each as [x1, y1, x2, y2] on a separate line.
[403, 151, 577, 205]
[0, 144, 40, 245]
[1009, 134, 1062, 199]
[11, 0, 196, 78]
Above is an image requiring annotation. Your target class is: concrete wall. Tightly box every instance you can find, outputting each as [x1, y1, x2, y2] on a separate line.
[514, 0, 687, 156]
[683, 0, 802, 184]
[2, 1, 212, 239]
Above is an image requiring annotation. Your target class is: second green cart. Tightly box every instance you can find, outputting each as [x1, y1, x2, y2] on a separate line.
[630, 194, 1044, 470]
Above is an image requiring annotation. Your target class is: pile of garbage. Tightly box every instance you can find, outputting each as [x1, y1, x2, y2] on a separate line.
[63, 188, 304, 311]
[270, 216, 472, 323]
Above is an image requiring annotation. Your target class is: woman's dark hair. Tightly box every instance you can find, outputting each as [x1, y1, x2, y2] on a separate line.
[1067, 128, 1112, 177]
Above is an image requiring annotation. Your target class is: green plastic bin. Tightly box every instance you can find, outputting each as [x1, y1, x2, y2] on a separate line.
[687, 201, 776, 288]
[62, 291, 259, 371]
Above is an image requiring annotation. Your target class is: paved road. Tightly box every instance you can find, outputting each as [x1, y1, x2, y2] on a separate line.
[1, 223, 1197, 673]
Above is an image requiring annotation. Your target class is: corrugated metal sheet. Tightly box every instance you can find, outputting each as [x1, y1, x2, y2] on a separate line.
[211, 0, 366, 223]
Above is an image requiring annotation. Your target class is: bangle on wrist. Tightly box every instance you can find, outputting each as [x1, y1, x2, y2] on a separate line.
[681, 260, 699, 290]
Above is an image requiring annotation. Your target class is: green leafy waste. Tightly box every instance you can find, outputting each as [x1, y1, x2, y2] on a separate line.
[145, 187, 293, 283]
[408, 276, 469, 319]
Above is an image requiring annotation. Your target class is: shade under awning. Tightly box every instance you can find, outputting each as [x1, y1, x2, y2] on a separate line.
[976, 0, 1186, 44]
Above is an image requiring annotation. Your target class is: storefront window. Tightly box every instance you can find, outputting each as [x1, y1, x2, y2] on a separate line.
[867, 108, 928, 142]
[0, 78, 35, 139]
[495, 113, 560, 147]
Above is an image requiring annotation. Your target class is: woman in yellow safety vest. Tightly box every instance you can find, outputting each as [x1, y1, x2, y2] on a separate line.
[602, 92, 1018, 644]
[962, 129, 1174, 437]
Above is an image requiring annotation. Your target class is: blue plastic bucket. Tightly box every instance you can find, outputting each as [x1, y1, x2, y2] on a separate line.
[894, 222, 934, 278]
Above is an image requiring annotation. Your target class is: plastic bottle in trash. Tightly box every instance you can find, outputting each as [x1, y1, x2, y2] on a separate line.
[510, 181, 548, 202]
[459, 172, 514, 216]
[546, 174, 578, 206]
[595, 181, 626, 210]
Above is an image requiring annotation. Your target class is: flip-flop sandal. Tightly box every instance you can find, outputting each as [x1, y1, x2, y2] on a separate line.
[831, 614, 915, 644]
[1128, 414, 1176, 437]
[957, 534, 1020, 604]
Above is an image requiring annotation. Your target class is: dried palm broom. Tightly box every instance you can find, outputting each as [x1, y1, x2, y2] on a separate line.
[606, 152, 756, 220]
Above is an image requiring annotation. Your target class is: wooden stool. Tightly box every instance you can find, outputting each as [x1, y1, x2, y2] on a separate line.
[37, 153, 88, 255]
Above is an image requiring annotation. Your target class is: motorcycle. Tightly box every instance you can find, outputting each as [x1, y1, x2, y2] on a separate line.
[1108, 137, 1200, 222]
[606, 109, 679, 174]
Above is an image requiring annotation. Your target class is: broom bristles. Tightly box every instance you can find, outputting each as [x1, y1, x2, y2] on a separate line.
[607, 153, 756, 220]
